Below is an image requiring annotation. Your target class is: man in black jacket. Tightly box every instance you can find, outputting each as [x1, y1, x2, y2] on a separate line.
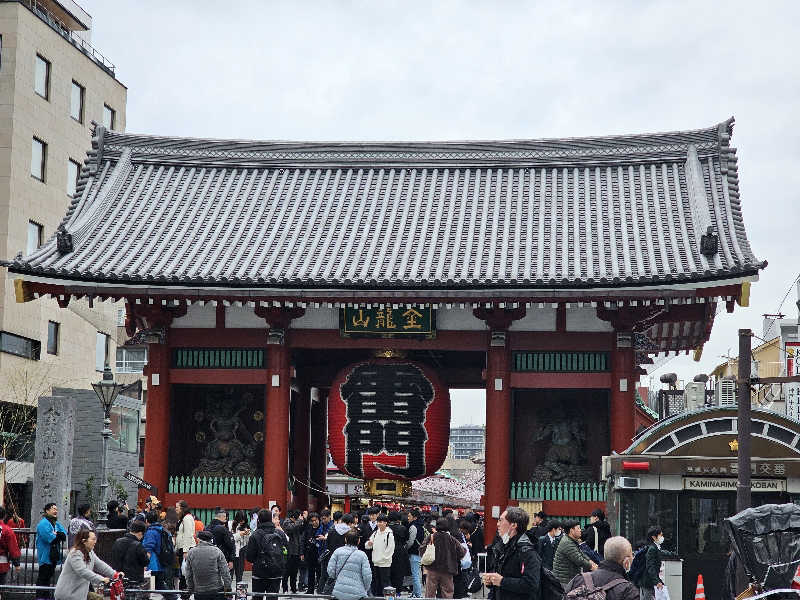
[245, 509, 288, 595]
[387, 511, 410, 592]
[281, 509, 305, 593]
[482, 507, 541, 600]
[637, 527, 677, 599]
[111, 520, 150, 585]
[206, 511, 235, 572]
[528, 512, 549, 541]
[537, 519, 562, 571]
[565, 536, 638, 600]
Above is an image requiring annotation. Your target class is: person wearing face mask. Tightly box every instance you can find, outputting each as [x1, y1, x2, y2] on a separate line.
[638, 527, 676, 600]
[564, 536, 639, 600]
[480, 508, 540, 600]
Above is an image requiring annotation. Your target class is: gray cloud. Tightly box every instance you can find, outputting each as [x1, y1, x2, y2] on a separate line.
[81, 0, 800, 411]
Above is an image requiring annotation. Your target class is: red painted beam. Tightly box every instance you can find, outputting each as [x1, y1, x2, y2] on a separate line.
[288, 328, 488, 351]
[170, 369, 269, 385]
[510, 372, 611, 389]
[170, 329, 267, 347]
[163, 493, 262, 510]
[542, 500, 606, 516]
[510, 332, 614, 351]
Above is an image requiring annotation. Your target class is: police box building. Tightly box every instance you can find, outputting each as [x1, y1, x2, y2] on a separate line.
[7, 118, 763, 536]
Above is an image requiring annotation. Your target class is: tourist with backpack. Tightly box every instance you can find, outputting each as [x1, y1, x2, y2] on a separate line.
[632, 528, 677, 600]
[481, 508, 540, 600]
[245, 509, 289, 595]
[406, 508, 426, 598]
[564, 536, 638, 600]
[143, 511, 177, 600]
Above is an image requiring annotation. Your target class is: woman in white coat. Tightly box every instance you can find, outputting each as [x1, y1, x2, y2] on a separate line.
[365, 514, 394, 594]
[175, 500, 197, 591]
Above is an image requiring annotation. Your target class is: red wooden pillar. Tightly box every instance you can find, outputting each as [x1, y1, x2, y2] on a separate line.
[309, 388, 328, 511]
[264, 340, 291, 511]
[610, 334, 636, 453]
[484, 338, 511, 537]
[255, 306, 304, 511]
[474, 306, 525, 537]
[142, 341, 170, 503]
[291, 383, 311, 510]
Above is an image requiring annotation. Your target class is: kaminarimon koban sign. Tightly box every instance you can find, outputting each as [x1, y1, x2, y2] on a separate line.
[683, 477, 787, 492]
[328, 360, 450, 481]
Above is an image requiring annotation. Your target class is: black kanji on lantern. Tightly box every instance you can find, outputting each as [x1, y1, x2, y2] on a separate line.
[340, 362, 435, 478]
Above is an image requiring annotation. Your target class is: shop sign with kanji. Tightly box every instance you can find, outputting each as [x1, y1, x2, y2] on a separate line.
[340, 307, 436, 338]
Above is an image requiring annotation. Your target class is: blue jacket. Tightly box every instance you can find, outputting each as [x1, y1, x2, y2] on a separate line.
[36, 517, 67, 566]
[327, 546, 371, 600]
[142, 523, 164, 572]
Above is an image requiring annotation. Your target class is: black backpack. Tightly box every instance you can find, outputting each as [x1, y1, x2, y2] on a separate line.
[628, 546, 648, 586]
[541, 566, 565, 600]
[255, 531, 287, 578]
[158, 527, 175, 568]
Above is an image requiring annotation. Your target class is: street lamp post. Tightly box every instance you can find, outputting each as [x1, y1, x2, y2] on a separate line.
[91, 367, 125, 525]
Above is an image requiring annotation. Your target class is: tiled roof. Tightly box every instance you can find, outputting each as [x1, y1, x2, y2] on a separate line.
[7, 118, 763, 290]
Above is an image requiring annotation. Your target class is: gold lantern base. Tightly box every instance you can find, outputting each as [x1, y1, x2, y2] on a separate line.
[365, 479, 411, 497]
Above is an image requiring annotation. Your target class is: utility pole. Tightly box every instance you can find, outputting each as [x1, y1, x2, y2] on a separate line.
[737, 328, 752, 512]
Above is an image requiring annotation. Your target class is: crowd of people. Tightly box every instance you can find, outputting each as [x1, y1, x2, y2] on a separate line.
[0, 497, 681, 600]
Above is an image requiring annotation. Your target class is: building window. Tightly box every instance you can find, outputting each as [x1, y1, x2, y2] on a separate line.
[116, 347, 147, 374]
[31, 138, 46, 181]
[109, 405, 139, 453]
[95, 332, 110, 371]
[67, 159, 80, 197]
[0, 331, 41, 360]
[34, 54, 50, 99]
[103, 104, 115, 129]
[70, 81, 84, 122]
[47, 321, 59, 355]
[27, 221, 43, 255]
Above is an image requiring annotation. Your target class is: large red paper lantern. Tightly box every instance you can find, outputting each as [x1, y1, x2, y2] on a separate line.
[329, 359, 450, 481]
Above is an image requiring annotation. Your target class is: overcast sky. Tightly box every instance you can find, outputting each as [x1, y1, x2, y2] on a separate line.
[80, 1, 800, 426]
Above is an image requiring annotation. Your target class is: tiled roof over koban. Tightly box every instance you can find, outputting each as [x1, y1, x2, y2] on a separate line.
[7, 118, 764, 290]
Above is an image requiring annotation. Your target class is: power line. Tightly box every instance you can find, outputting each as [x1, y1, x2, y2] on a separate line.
[763, 273, 800, 339]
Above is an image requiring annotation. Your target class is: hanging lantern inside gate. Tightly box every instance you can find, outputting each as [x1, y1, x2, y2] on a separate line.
[328, 358, 450, 487]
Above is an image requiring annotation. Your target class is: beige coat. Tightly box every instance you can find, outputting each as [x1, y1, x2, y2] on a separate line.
[175, 513, 197, 552]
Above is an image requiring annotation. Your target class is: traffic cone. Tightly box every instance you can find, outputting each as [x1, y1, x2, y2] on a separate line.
[791, 564, 800, 589]
[695, 574, 705, 600]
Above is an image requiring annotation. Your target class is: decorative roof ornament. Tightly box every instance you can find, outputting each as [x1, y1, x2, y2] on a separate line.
[56, 225, 73, 255]
[700, 226, 720, 257]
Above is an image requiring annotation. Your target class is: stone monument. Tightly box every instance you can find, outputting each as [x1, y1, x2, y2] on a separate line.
[31, 395, 77, 528]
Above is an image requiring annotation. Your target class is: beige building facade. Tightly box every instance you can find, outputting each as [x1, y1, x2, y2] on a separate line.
[0, 0, 127, 490]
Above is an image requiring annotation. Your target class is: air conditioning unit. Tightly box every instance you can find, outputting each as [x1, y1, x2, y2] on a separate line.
[684, 382, 706, 410]
[618, 476, 640, 489]
[716, 378, 737, 407]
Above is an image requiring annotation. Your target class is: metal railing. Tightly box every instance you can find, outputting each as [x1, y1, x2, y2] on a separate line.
[116, 358, 147, 373]
[5, 527, 126, 586]
[0, 587, 453, 600]
[16, 0, 116, 76]
[511, 480, 607, 502]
